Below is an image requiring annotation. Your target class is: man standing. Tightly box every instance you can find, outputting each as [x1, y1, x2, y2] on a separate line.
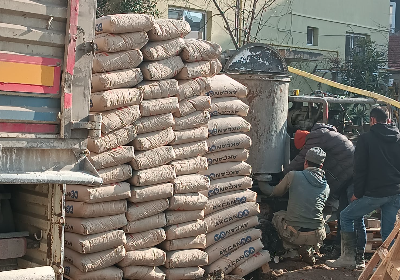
[327, 107, 400, 268]
[271, 147, 330, 265]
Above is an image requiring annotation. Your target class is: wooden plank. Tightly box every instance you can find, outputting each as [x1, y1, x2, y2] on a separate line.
[0, 138, 86, 149]
[0, 231, 29, 239]
[0, 95, 60, 108]
[13, 213, 48, 231]
[13, 190, 48, 205]
[0, 132, 59, 138]
[0, 13, 67, 33]
[387, 260, 400, 280]
[0, 0, 67, 19]
[0, 108, 59, 122]
[0, 42, 64, 59]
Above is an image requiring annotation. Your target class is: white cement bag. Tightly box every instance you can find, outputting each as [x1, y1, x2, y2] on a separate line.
[125, 228, 166, 250]
[206, 134, 252, 154]
[159, 234, 206, 251]
[118, 248, 166, 267]
[92, 68, 143, 92]
[165, 220, 207, 240]
[101, 106, 141, 134]
[129, 183, 174, 203]
[95, 32, 148, 53]
[173, 111, 210, 131]
[64, 262, 123, 280]
[172, 141, 208, 160]
[64, 245, 125, 273]
[142, 38, 185, 61]
[122, 266, 165, 280]
[181, 39, 222, 62]
[140, 56, 184, 81]
[206, 75, 248, 98]
[131, 146, 176, 170]
[65, 214, 128, 235]
[93, 50, 143, 73]
[95, 14, 154, 34]
[169, 193, 208, 211]
[231, 250, 271, 277]
[210, 97, 249, 117]
[170, 126, 208, 145]
[148, 19, 191, 41]
[126, 199, 169, 222]
[65, 200, 127, 218]
[170, 156, 208, 176]
[174, 174, 210, 194]
[123, 213, 167, 233]
[177, 78, 211, 101]
[64, 230, 126, 254]
[201, 162, 252, 181]
[87, 125, 137, 153]
[206, 228, 262, 264]
[175, 59, 222, 80]
[174, 96, 212, 117]
[204, 202, 260, 232]
[165, 210, 204, 226]
[208, 116, 251, 136]
[90, 88, 143, 112]
[206, 149, 249, 166]
[205, 176, 252, 197]
[132, 127, 175, 151]
[66, 183, 131, 203]
[89, 146, 135, 170]
[130, 165, 176, 186]
[165, 249, 208, 269]
[204, 190, 257, 215]
[140, 97, 179, 116]
[135, 113, 175, 134]
[98, 164, 132, 184]
[137, 79, 179, 100]
[161, 267, 205, 280]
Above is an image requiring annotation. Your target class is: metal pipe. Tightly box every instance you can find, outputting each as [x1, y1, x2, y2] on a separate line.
[289, 96, 380, 105]
[267, 43, 339, 57]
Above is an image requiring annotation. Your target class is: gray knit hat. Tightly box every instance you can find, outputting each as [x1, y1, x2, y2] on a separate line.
[305, 147, 326, 165]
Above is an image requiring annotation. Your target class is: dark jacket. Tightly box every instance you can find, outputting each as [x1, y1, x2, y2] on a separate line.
[354, 124, 400, 198]
[284, 123, 354, 198]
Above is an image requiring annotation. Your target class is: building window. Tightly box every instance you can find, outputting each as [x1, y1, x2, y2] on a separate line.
[307, 27, 318, 46]
[168, 7, 206, 39]
[345, 33, 368, 59]
[390, 2, 396, 33]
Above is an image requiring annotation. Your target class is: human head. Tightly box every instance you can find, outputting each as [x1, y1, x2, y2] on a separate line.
[370, 106, 389, 126]
[294, 130, 310, 150]
[304, 147, 326, 169]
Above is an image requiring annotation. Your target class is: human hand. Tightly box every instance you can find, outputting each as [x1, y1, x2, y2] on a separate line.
[351, 194, 358, 202]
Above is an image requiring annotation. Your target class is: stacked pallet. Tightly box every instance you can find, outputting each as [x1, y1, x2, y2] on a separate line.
[365, 218, 382, 253]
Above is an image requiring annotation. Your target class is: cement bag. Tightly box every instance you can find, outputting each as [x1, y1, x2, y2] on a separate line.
[129, 183, 174, 203]
[131, 146, 176, 170]
[137, 79, 179, 100]
[206, 149, 248, 166]
[89, 146, 134, 170]
[140, 97, 179, 116]
[205, 239, 263, 274]
[210, 97, 249, 117]
[140, 56, 184, 81]
[126, 199, 169, 222]
[132, 127, 175, 151]
[174, 96, 212, 117]
[206, 75, 247, 98]
[231, 250, 271, 277]
[123, 213, 167, 233]
[201, 162, 252, 181]
[66, 183, 131, 203]
[162, 267, 204, 280]
[95, 14, 154, 34]
[165, 210, 204, 226]
[159, 234, 206, 251]
[165, 249, 208, 269]
[142, 38, 185, 61]
[175, 59, 222, 80]
[65, 200, 127, 218]
[169, 193, 208, 211]
[92, 68, 143, 92]
[135, 113, 175, 134]
[130, 165, 176, 186]
[90, 88, 143, 112]
[148, 19, 191, 41]
[64, 230, 126, 254]
[177, 78, 210, 101]
[125, 228, 166, 250]
[118, 248, 166, 267]
[181, 39, 222, 62]
[172, 141, 208, 160]
[165, 220, 207, 240]
[64, 262, 123, 280]
[204, 190, 257, 215]
[170, 126, 208, 145]
[98, 164, 132, 184]
[64, 245, 125, 273]
[173, 111, 210, 131]
[208, 116, 251, 136]
[101, 106, 141, 134]
[206, 133, 252, 154]
[174, 174, 210, 194]
[205, 176, 252, 197]
[170, 156, 208, 176]
[65, 214, 128, 235]
[87, 125, 136, 153]
[206, 216, 259, 248]
[206, 228, 262, 264]
[95, 32, 148, 53]
[93, 50, 143, 73]
[122, 266, 165, 280]
[204, 202, 260, 232]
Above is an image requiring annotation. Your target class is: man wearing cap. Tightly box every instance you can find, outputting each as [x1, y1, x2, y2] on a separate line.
[271, 147, 330, 264]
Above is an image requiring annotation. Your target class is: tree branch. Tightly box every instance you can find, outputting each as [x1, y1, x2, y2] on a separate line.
[211, 0, 239, 49]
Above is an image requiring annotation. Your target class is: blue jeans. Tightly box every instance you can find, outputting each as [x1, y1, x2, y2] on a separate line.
[341, 194, 400, 242]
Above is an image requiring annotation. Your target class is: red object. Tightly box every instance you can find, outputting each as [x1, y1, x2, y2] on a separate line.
[294, 130, 310, 150]
[0, 123, 58, 134]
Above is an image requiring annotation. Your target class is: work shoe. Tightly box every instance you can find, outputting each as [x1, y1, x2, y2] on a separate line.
[298, 246, 316, 265]
[325, 231, 356, 269]
[322, 244, 341, 259]
[356, 249, 365, 270]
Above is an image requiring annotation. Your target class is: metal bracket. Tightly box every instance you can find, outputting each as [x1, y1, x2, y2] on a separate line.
[71, 114, 102, 138]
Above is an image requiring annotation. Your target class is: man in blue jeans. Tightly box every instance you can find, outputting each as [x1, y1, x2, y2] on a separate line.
[327, 106, 400, 269]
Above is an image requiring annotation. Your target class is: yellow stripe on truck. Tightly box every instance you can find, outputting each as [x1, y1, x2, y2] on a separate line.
[0, 61, 54, 86]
